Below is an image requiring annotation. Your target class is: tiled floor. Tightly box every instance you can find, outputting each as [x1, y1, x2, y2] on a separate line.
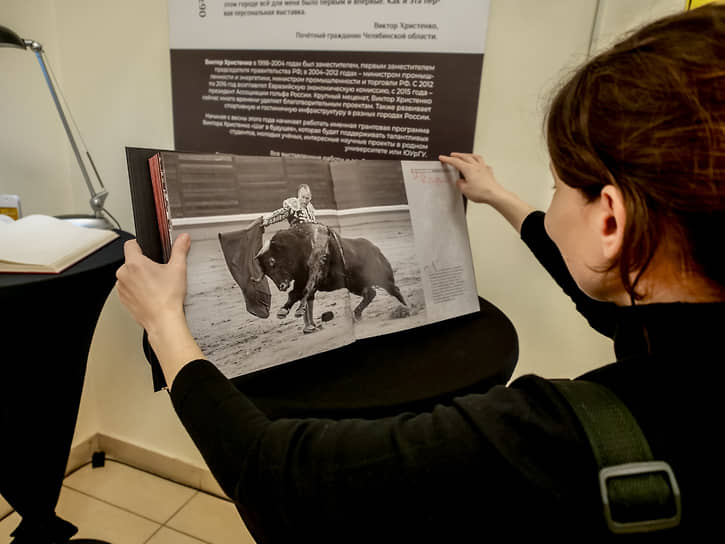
[0, 461, 256, 543]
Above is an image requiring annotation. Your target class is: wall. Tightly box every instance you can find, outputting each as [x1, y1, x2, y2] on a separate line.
[0, 0, 684, 471]
[0, 0, 72, 216]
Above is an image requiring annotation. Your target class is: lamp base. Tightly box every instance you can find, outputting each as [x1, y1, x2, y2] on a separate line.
[56, 214, 114, 230]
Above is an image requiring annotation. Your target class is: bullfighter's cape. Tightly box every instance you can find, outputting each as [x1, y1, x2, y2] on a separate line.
[218, 217, 271, 319]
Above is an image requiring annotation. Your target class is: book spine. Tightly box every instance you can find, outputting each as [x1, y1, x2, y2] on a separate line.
[149, 154, 172, 262]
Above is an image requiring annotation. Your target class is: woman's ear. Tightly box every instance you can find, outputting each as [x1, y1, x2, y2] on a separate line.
[597, 184, 626, 261]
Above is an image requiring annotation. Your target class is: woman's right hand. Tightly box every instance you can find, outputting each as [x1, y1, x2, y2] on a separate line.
[439, 152, 535, 234]
[438, 152, 505, 204]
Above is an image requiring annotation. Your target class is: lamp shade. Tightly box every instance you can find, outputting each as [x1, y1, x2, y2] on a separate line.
[0, 25, 26, 49]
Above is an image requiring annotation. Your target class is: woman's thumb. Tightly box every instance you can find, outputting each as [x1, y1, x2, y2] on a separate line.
[169, 233, 191, 264]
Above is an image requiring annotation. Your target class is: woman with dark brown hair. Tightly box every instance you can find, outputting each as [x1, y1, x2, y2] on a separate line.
[115, 5, 723, 542]
[443, 3, 725, 307]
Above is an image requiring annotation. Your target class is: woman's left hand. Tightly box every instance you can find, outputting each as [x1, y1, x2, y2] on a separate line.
[116, 233, 204, 387]
[116, 233, 191, 335]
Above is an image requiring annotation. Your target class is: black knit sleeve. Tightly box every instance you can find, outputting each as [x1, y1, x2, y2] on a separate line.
[168, 359, 596, 542]
[169, 359, 488, 541]
[520, 211, 617, 338]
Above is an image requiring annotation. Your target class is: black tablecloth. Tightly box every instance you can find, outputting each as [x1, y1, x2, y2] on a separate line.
[233, 297, 519, 419]
[144, 295, 519, 420]
[0, 231, 131, 541]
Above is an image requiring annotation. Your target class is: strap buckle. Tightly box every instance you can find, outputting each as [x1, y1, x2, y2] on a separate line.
[599, 461, 681, 534]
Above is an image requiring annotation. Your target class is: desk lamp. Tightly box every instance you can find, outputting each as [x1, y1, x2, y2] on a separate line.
[0, 24, 118, 230]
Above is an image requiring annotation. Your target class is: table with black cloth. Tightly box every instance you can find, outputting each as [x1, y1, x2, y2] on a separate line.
[147, 296, 519, 420]
[238, 297, 518, 419]
[0, 230, 132, 544]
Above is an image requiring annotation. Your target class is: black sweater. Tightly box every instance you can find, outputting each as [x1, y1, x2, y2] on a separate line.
[169, 211, 720, 542]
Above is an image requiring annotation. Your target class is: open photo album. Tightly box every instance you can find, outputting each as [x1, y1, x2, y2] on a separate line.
[133, 149, 479, 379]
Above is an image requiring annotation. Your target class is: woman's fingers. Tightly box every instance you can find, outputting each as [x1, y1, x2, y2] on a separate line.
[448, 152, 486, 165]
[438, 154, 469, 173]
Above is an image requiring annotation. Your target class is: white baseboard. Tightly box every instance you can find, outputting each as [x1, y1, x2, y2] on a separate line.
[66, 433, 229, 500]
[2, 435, 229, 522]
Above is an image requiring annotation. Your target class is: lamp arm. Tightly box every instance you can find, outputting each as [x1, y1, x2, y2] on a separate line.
[27, 41, 107, 216]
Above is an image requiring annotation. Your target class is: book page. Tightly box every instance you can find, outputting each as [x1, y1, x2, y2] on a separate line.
[328, 160, 478, 341]
[157, 152, 356, 379]
[401, 161, 479, 322]
[0, 215, 117, 269]
[328, 160, 429, 341]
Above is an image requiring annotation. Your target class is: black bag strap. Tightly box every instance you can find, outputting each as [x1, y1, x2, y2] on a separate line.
[552, 380, 681, 534]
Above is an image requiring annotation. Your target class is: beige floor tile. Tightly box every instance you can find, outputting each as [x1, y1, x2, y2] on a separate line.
[146, 526, 207, 544]
[55, 487, 159, 543]
[167, 492, 256, 544]
[0, 512, 21, 544]
[0, 495, 12, 521]
[63, 460, 197, 523]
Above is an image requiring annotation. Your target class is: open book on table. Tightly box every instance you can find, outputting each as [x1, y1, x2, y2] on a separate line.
[142, 150, 479, 379]
[0, 215, 118, 274]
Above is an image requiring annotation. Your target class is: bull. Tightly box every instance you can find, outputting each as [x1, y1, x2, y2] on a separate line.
[255, 223, 407, 333]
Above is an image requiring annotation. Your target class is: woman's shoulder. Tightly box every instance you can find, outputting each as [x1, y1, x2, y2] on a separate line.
[453, 374, 594, 483]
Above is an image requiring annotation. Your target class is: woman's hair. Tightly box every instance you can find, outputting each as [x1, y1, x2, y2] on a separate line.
[546, 4, 725, 299]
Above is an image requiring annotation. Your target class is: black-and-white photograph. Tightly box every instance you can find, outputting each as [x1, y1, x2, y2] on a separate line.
[159, 153, 427, 378]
